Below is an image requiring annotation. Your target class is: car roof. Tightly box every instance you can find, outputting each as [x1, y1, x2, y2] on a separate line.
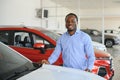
[0, 25, 46, 31]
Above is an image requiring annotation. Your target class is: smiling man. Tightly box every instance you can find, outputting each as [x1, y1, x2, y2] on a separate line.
[41, 13, 95, 72]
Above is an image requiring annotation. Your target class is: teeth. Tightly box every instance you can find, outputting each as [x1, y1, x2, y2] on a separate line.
[69, 26, 72, 27]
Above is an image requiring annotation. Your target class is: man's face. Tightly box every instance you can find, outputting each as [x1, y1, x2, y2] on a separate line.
[65, 15, 78, 31]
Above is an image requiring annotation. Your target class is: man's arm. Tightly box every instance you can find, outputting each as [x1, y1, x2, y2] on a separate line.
[48, 39, 62, 64]
[85, 35, 95, 71]
[40, 38, 62, 65]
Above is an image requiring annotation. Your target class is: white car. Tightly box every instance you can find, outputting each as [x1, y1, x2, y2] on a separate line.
[18, 64, 105, 80]
[104, 29, 120, 35]
[92, 41, 107, 52]
[0, 41, 105, 80]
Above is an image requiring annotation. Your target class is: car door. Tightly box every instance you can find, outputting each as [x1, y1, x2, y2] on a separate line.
[10, 31, 56, 62]
[0, 30, 62, 65]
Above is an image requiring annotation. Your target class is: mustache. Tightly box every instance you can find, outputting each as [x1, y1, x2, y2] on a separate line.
[67, 28, 77, 32]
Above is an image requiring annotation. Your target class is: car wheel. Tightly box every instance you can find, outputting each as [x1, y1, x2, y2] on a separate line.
[105, 40, 113, 48]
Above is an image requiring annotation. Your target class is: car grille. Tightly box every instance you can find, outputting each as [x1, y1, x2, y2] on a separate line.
[98, 66, 107, 77]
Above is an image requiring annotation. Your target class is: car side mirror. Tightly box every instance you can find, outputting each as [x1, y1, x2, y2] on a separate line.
[33, 43, 45, 54]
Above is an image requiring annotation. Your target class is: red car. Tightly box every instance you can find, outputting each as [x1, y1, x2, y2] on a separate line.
[93, 49, 114, 80]
[0, 26, 114, 80]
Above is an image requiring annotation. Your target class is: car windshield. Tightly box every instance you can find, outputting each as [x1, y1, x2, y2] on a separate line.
[0, 42, 34, 79]
[81, 29, 102, 36]
[105, 30, 120, 34]
[41, 30, 61, 41]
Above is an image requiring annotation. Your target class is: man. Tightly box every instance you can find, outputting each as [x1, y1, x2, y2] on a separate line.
[41, 13, 95, 72]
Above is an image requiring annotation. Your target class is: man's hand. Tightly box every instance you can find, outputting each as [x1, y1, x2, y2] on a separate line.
[85, 68, 91, 72]
[41, 59, 50, 64]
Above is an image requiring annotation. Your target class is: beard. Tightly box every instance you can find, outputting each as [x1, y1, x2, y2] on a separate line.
[68, 29, 74, 32]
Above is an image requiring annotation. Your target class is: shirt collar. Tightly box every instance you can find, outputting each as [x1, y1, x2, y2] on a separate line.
[76, 29, 80, 34]
[66, 29, 80, 35]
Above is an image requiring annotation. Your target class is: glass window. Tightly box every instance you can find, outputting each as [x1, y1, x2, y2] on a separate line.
[41, 30, 60, 41]
[0, 31, 9, 45]
[14, 32, 32, 47]
[32, 34, 55, 48]
[0, 42, 34, 78]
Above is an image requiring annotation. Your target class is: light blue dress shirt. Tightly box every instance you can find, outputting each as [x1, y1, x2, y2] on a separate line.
[48, 29, 95, 70]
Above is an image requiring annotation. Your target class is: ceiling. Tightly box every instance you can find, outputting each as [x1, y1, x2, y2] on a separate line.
[51, 0, 120, 9]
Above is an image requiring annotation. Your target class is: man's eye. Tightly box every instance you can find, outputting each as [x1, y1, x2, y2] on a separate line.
[71, 20, 75, 23]
[66, 20, 75, 23]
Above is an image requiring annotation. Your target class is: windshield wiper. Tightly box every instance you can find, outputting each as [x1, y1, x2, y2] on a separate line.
[6, 63, 42, 80]
[15, 67, 29, 74]
[32, 62, 42, 68]
[6, 67, 31, 80]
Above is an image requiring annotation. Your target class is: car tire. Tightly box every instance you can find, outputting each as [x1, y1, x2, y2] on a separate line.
[105, 40, 113, 48]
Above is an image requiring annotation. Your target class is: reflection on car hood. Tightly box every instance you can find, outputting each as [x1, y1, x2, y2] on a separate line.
[17, 64, 105, 80]
[92, 41, 105, 47]
[92, 41, 107, 52]
[94, 49, 111, 58]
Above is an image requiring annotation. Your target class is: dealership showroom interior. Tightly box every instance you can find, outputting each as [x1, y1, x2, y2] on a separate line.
[0, 0, 120, 80]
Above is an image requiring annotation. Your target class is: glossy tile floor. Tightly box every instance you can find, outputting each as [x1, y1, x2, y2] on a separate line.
[107, 45, 120, 80]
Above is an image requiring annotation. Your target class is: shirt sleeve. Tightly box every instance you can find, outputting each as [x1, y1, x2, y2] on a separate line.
[48, 38, 62, 64]
[84, 35, 95, 70]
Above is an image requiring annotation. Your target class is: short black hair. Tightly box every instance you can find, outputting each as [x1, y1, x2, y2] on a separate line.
[65, 13, 78, 22]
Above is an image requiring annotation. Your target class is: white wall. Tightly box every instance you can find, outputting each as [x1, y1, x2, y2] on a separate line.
[42, 0, 73, 30]
[80, 8, 120, 31]
[0, 0, 120, 31]
[80, 17, 120, 31]
[0, 0, 71, 30]
[0, 0, 42, 26]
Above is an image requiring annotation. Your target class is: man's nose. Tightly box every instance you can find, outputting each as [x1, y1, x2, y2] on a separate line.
[68, 21, 73, 24]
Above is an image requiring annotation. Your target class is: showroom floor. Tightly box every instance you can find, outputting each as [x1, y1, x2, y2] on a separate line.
[107, 45, 120, 80]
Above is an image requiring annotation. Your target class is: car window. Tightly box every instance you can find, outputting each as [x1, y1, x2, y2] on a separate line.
[14, 32, 32, 47]
[15, 32, 30, 41]
[0, 31, 9, 45]
[81, 29, 91, 34]
[32, 34, 55, 48]
[105, 30, 119, 34]
[105, 30, 112, 33]
[41, 30, 60, 41]
[13, 31, 55, 48]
